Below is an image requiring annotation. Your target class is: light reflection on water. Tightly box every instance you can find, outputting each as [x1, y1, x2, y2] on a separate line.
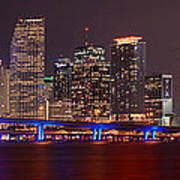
[0, 142, 180, 180]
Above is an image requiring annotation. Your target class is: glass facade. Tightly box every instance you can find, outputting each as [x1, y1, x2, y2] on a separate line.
[48, 100, 72, 121]
[145, 74, 173, 125]
[0, 61, 10, 117]
[44, 76, 54, 101]
[111, 36, 146, 121]
[72, 45, 111, 121]
[53, 57, 72, 101]
[10, 17, 45, 119]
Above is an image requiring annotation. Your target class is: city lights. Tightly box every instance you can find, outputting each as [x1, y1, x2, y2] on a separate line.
[0, 16, 177, 145]
[10, 17, 45, 119]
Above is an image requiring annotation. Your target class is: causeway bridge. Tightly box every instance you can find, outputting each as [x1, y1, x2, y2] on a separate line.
[0, 118, 180, 142]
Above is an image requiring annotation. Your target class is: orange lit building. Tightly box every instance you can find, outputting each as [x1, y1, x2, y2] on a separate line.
[0, 60, 10, 117]
[10, 17, 45, 119]
[72, 45, 111, 121]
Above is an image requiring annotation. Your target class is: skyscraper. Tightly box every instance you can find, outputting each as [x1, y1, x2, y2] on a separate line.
[144, 74, 173, 126]
[111, 36, 146, 121]
[53, 57, 72, 101]
[44, 76, 54, 101]
[48, 57, 73, 121]
[10, 17, 45, 119]
[72, 45, 111, 121]
[0, 60, 10, 117]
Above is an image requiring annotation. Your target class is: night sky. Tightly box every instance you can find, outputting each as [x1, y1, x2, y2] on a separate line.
[1, 0, 180, 115]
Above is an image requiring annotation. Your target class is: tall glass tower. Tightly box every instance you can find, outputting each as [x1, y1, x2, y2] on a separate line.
[53, 57, 72, 101]
[0, 60, 10, 117]
[10, 17, 45, 119]
[111, 36, 146, 121]
[72, 45, 111, 121]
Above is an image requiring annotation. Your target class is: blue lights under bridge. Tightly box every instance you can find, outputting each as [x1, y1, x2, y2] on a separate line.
[0, 118, 179, 142]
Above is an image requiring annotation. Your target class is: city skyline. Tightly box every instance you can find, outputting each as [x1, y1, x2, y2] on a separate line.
[1, 0, 180, 116]
[1, 1, 180, 116]
[0, 15, 176, 123]
[2, 16, 172, 126]
[1, 2, 180, 179]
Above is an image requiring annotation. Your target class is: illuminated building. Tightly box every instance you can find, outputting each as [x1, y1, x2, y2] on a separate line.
[48, 100, 72, 121]
[44, 76, 54, 101]
[145, 74, 173, 126]
[53, 57, 72, 101]
[0, 60, 10, 117]
[111, 36, 146, 121]
[10, 17, 45, 119]
[72, 45, 111, 121]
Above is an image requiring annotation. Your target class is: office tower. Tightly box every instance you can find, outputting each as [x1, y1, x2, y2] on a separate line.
[47, 57, 73, 121]
[72, 45, 111, 121]
[10, 17, 45, 119]
[145, 74, 173, 126]
[111, 36, 146, 121]
[0, 60, 10, 117]
[44, 76, 54, 101]
[53, 57, 72, 101]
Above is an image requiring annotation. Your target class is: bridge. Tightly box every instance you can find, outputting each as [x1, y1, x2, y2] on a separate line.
[0, 118, 180, 142]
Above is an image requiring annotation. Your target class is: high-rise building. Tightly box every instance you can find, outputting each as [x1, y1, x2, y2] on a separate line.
[72, 45, 111, 121]
[144, 74, 173, 126]
[44, 76, 54, 101]
[10, 17, 45, 119]
[111, 36, 146, 121]
[53, 57, 72, 101]
[0, 60, 10, 117]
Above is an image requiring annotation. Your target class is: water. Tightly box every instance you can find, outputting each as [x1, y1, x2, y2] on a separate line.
[0, 142, 180, 180]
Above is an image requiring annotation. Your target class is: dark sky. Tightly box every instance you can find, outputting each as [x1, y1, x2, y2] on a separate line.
[1, 0, 180, 115]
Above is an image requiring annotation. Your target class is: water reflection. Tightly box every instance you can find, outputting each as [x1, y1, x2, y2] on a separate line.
[0, 143, 180, 179]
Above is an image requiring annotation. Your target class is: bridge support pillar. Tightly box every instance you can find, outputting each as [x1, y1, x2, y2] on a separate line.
[97, 128, 102, 141]
[144, 130, 149, 141]
[93, 127, 102, 141]
[79, 135, 82, 142]
[17, 135, 20, 143]
[93, 128, 97, 141]
[38, 124, 44, 141]
[151, 130, 156, 141]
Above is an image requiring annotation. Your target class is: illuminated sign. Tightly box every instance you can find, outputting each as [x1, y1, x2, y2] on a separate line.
[44, 77, 53, 81]
[163, 78, 172, 98]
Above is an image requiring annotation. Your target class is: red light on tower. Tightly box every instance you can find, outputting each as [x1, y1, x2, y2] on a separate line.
[84, 26, 89, 46]
[84, 27, 89, 32]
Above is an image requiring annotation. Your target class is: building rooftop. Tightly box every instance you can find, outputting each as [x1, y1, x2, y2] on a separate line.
[113, 36, 142, 45]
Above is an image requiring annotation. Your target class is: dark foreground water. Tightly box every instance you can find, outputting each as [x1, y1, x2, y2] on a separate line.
[0, 142, 180, 180]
